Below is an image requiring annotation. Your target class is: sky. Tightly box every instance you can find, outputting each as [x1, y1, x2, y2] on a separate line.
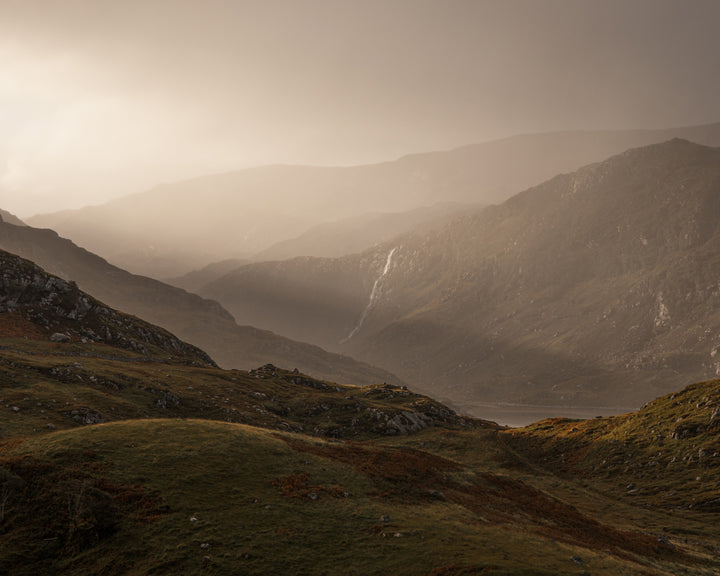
[1, 0, 719, 218]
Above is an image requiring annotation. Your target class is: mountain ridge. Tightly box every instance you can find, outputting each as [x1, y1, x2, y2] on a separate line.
[27, 123, 720, 278]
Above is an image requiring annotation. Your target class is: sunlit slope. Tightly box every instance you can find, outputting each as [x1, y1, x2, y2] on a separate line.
[510, 377, 720, 513]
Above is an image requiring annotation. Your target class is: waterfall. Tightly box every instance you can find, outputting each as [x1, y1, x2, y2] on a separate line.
[341, 247, 397, 343]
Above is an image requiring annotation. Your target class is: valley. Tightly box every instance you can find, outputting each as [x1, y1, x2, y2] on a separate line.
[3, 4, 720, 574]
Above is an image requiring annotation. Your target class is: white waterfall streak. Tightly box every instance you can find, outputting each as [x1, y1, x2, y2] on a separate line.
[341, 247, 396, 343]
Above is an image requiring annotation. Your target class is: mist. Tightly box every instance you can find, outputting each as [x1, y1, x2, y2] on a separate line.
[2, 0, 720, 217]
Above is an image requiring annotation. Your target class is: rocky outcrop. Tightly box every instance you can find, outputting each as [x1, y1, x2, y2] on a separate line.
[0, 250, 216, 366]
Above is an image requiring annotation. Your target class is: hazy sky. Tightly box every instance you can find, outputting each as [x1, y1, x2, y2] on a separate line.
[1, 0, 719, 217]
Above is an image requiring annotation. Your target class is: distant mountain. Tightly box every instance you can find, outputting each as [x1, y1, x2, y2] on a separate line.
[252, 202, 473, 262]
[200, 252, 381, 348]
[167, 258, 249, 293]
[0, 209, 26, 226]
[0, 220, 403, 387]
[27, 123, 720, 278]
[168, 203, 470, 293]
[200, 139, 720, 410]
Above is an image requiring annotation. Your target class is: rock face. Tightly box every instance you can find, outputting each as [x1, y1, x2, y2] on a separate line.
[0, 249, 216, 366]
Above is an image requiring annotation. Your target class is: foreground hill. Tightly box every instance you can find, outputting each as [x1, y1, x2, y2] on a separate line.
[27, 123, 720, 278]
[0, 229, 402, 387]
[1, 342, 718, 575]
[199, 139, 720, 411]
[4, 416, 718, 576]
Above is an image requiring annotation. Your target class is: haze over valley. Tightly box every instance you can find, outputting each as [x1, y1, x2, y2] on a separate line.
[2, 1, 720, 574]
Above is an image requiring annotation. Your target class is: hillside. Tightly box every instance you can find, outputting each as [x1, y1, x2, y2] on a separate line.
[0, 226, 402, 387]
[167, 258, 249, 293]
[0, 250, 214, 367]
[199, 139, 720, 411]
[27, 123, 720, 278]
[509, 377, 720, 513]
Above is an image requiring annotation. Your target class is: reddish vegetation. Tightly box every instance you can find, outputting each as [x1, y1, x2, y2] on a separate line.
[0, 312, 47, 339]
[93, 476, 166, 524]
[426, 566, 499, 575]
[272, 472, 346, 500]
[278, 436, 459, 501]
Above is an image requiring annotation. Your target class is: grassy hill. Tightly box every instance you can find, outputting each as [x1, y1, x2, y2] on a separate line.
[2, 408, 719, 575]
[1, 336, 719, 575]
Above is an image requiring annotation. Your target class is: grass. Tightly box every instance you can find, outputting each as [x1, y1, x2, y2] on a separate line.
[0, 418, 717, 575]
[1, 336, 720, 574]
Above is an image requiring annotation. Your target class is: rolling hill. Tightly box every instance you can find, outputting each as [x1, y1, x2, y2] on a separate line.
[27, 123, 720, 278]
[199, 139, 720, 412]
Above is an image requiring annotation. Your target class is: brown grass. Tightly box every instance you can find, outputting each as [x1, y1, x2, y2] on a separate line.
[0, 312, 47, 339]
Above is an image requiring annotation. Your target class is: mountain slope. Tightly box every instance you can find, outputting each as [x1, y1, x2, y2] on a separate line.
[200, 139, 720, 411]
[27, 123, 720, 278]
[0, 222, 402, 387]
[251, 202, 473, 262]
